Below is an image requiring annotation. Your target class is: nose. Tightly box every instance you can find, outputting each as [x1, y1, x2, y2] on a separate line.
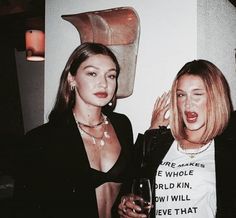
[98, 75, 107, 88]
[185, 95, 192, 109]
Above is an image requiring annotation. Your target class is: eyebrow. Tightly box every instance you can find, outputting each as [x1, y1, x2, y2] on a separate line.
[83, 65, 117, 72]
[176, 88, 205, 92]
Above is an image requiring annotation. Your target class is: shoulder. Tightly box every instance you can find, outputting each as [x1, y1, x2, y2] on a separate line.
[25, 110, 75, 139]
[106, 111, 130, 120]
[107, 112, 133, 142]
[144, 127, 173, 142]
[106, 111, 132, 126]
[141, 127, 174, 155]
[22, 122, 57, 152]
[25, 122, 52, 139]
[226, 110, 236, 134]
[218, 110, 236, 141]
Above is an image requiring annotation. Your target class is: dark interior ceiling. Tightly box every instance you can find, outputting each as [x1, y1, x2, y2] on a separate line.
[0, 0, 45, 51]
[0, 0, 235, 51]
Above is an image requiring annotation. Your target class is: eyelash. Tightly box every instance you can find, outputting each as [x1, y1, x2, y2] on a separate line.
[108, 75, 117, 79]
[177, 93, 185, 97]
[87, 72, 117, 79]
[87, 72, 96, 77]
[177, 93, 204, 97]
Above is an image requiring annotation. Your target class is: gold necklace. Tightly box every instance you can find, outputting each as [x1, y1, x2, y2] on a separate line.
[177, 140, 213, 158]
[74, 114, 110, 146]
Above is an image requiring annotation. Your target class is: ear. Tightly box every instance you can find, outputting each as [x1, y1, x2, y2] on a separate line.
[67, 72, 75, 84]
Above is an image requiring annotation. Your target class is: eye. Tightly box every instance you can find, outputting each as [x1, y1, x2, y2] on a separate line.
[108, 74, 117, 79]
[87, 72, 97, 77]
[194, 92, 204, 96]
[177, 93, 185, 98]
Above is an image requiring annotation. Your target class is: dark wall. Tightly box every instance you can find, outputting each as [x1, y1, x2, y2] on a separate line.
[0, 36, 24, 206]
[0, 38, 24, 137]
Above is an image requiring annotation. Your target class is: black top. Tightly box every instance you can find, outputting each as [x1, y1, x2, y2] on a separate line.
[13, 110, 134, 218]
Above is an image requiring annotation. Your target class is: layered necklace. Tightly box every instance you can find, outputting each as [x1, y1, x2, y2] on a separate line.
[177, 140, 213, 158]
[73, 113, 110, 147]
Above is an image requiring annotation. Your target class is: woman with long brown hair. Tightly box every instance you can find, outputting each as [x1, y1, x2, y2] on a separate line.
[14, 42, 134, 218]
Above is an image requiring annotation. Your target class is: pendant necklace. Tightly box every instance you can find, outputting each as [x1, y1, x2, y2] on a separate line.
[177, 140, 213, 158]
[73, 113, 110, 146]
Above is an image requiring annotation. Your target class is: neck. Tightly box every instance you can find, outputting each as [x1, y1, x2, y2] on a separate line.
[184, 126, 206, 145]
[179, 139, 203, 149]
[73, 107, 103, 126]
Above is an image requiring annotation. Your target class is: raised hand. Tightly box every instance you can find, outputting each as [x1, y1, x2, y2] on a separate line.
[150, 91, 170, 129]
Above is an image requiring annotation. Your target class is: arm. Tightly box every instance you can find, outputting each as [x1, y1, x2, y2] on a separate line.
[118, 127, 173, 218]
[117, 93, 171, 218]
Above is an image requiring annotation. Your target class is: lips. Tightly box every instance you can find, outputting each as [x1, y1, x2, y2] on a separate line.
[94, 92, 108, 98]
[184, 111, 198, 123]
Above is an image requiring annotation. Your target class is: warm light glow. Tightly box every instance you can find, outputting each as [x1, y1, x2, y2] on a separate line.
[25, 30, 45, 61]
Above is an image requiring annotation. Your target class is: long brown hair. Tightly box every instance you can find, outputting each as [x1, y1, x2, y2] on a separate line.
[49, 42, 120, 121]
[170, 59, 233, 143]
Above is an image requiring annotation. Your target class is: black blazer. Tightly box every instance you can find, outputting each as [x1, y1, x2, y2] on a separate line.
[13, 110, 134, 218]
[136, 111, 236, 218]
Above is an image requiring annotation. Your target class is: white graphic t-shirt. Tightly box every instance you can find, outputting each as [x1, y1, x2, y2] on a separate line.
[155, 140, 216, 217]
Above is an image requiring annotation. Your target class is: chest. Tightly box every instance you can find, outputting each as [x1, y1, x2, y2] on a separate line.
[80, 122, 122, 172]
[154, 141, 217, 217]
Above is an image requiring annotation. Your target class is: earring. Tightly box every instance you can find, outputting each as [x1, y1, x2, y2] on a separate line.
[108, 102, 112, 106]
[70, 85, 75, 91]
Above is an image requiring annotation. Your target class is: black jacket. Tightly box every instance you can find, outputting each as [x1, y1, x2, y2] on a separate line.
[13, 110, 134, 218]
[135, 111, 236, 218]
